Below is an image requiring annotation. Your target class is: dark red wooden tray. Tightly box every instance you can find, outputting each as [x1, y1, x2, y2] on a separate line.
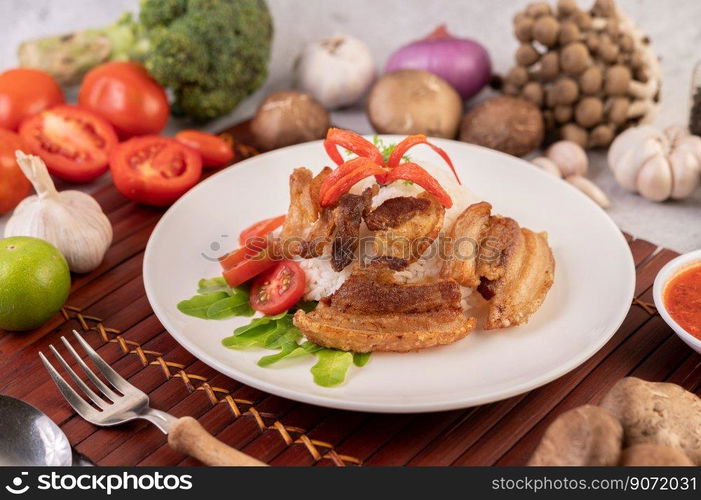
[1, 121, 698, 466]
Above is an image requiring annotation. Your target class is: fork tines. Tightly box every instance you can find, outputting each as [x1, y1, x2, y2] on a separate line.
[39, 330, 136, 421]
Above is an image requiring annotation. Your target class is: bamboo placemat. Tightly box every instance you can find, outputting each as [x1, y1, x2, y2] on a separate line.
[1, 121, 698, 466]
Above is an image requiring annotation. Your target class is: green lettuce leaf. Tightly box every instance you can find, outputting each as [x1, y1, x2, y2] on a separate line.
[311, 350, 354, 387]
[197, 276, 231, 294]
[177, 291, 229, 319]
[353, 352, 371, 367]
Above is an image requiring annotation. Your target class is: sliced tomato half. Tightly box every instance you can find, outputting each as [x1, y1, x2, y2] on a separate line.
[109, 135, 202, 206]
[250, 260, 306, 315]
[19, 105, 118, 183]
[238, 215, 286, 247]
[222, 249, 277, 289]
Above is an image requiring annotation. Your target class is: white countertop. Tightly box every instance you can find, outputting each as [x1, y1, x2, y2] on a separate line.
[2, 0, 700, 252]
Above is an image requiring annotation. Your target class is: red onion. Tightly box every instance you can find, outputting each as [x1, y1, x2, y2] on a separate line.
[385, 25, 491, 101]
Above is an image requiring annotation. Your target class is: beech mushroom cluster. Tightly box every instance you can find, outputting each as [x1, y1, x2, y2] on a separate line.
[504, 0, 660, 149]
[529, 378, 701, 466]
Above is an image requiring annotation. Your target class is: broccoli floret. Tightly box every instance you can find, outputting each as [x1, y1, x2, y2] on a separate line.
[17, 0, 273, 122]
[138, 0, 273, 120]
[139, 0, 273, 121]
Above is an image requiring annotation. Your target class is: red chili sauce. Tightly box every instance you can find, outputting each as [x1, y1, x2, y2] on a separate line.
[663, 261, 701, 338]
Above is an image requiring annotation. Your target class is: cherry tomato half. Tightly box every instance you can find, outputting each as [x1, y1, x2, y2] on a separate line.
[222, 250, 277, 289]
[0, 129, 32, 215]
[239, 215, 286, 247]
[19, 105, 118, 183]
[175, 130, 234, 168]
[109, 135, 202, 206]
[250, 260, 306, 315]
[79, 62, 169, 139]
[0, 68, 64, 131]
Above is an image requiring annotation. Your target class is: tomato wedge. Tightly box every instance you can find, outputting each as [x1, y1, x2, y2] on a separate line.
[175, 130, 234, 168]
[222, 249, 277, 289]
[19, 105, 118, 183]
[109, 135, 202, 206]
[219, 243, 264, 271]
[239, 215, 286, 247]
[250, 260, 306, 315]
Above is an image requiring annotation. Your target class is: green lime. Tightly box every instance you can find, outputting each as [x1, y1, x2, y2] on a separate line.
[0, 236, 71, 332]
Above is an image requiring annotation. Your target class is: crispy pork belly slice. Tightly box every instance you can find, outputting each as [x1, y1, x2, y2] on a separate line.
[478, 228, 555, 329]
[281, 167, 315, 241]
[440, 201, 491, 287]
[293, 269, 475, 352]
[326, 268, 464, 314]
[366, 192, 444, 268]
[280, 167, 331, 256]
[330, 189, 373, 271]
[442, 202, 555, 329]
[293, 304, 476, 353]
[477, 215, 522, 281]
[301, 206, 335, 258]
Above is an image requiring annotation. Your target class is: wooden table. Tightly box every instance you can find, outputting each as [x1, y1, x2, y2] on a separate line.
[1, 122, 699, 466]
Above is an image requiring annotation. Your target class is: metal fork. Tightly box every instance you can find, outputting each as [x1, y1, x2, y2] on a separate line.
[40, 330, 265, 466]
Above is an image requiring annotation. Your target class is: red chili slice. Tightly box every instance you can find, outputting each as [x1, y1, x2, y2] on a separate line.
[323, 128, 384, 166]
[388, 134, 461, 184]
[383, 162, 453, 208]
[319, 157, 388, 207]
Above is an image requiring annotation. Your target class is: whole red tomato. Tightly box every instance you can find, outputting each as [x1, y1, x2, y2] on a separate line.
[0, 129, 32, 215]
[78, 62, 169, 139]
[0, 68, 64, 131]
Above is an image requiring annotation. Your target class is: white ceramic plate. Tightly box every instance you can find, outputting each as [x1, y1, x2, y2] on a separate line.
[143, 137, 635, 413]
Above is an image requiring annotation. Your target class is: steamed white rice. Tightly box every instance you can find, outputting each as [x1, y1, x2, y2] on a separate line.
[296, 162, 479, 311]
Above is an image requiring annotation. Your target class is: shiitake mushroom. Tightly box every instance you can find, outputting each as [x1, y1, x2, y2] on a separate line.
[459, 96, 544, 156]
[250, 90, 331, 150]
[367, 69, 463, 139]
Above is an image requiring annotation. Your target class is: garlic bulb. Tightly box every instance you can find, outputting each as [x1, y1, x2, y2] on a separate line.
[608, 125, 701, 201]
[295, 35, 375, 109]
[5, 152, 112, 273]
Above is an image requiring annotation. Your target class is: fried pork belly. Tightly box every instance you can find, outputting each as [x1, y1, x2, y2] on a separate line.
[330, 189, 374, 271]
[365, 193, 444, 269]
[294, 306, 475, 353]
[440, 201, 491, 287]
[293, 269, 475, 352]
[279, 167, 331, 256]
[302, 206, 335, 258]
[328, 268, 463, 314]
[478, 228, 554, 329]
[441, 202, 555, 329]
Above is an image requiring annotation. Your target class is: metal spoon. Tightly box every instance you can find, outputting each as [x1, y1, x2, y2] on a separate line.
[0, 395, 74, 466]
